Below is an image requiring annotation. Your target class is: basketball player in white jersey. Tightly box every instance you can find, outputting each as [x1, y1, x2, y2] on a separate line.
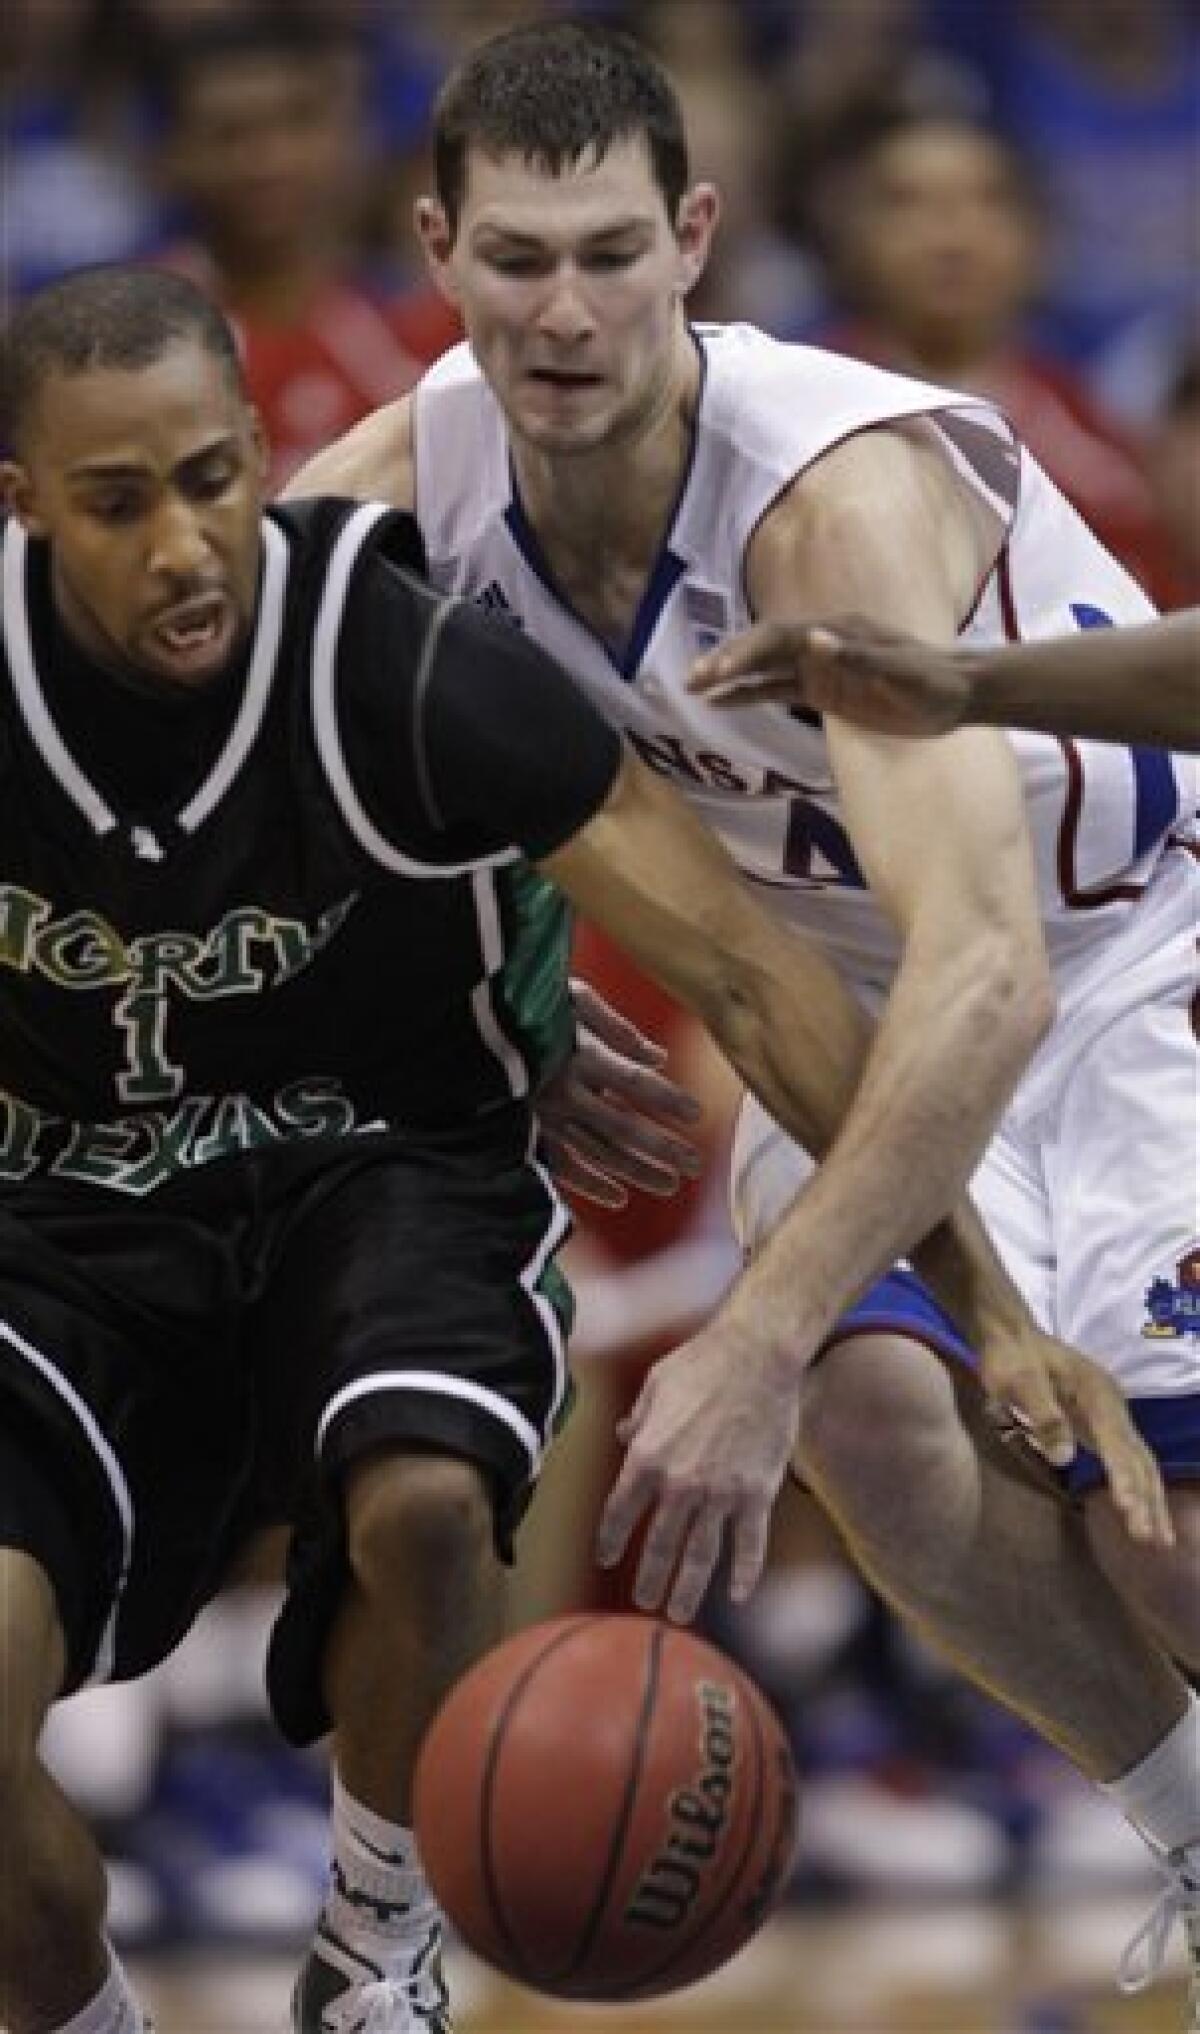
[289, 20, 1200, 2011]
[692, 608, 1200, 748]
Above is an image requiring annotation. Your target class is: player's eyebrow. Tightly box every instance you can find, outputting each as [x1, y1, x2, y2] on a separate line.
[472, 219, 655, 249]
[66, 434, 241, 483]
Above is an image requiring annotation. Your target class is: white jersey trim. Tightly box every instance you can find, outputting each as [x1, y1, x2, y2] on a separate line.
[0, 1313, 134, 1685]
[2, 517, 291, 847]
[3, 522, 118, 836]
[178, 517, 290, 833]
[469, 867, 529, 1100]
[309, 500, 520, 879]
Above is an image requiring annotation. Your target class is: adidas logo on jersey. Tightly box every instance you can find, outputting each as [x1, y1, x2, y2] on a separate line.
[476, 580, 524, 629]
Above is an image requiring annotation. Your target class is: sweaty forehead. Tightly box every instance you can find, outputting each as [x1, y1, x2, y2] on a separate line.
[460, 135, 667, 234]
[26, 344, 242, 473]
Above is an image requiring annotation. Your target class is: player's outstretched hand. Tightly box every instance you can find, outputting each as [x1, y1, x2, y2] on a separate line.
[595, 1325, 801, 1623]
[981, 1328, 1175, 1549]
[690, 616, 973, 736]
[535, 979, 704, 1209]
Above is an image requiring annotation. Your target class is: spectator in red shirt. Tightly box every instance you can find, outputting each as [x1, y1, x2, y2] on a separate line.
[813, 106, 1173, 594]
[153, 10, 459, 487]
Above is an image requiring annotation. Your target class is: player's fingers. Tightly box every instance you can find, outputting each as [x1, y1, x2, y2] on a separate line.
[1068, 1380, 1174, 1547]
[570, 981, 668, 1064]
[690, 621, 836, 693]
[990, 1364, 1075, 1467]
[728, 1500, 772, 1606]
[537, 1135, 629, 1209]
[666, 1504, 730, 1625]
[692, 674, 803, 708]
[562, 1087, 702, 1170]
[554, 1121, 687, 1198]
[615, 1372, 659, 1449]
[585, 1047, 704, 1127]
[595, 1459, 656, 1570]
[632, 1490, 699, 1613]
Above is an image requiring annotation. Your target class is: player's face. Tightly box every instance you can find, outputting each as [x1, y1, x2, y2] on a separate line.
[419, 138, 717, 455]
[5, 340, 267, 690]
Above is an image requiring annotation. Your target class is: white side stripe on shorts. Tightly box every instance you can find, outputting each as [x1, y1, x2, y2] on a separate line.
[524, 1143, 571, 1430]
[316, 1371, 545, 1474]
[0, 1315, 134, 1684]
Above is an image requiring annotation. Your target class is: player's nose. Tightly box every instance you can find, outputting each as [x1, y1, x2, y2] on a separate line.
[535, 270, 597, 343]
[146, 498, 213, 580]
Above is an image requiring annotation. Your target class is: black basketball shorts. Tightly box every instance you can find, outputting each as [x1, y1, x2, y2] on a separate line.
[0, 1117, 573, 1733]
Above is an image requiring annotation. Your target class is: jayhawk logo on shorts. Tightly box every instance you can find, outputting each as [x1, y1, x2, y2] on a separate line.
[1142, 1247, 1200, 1338]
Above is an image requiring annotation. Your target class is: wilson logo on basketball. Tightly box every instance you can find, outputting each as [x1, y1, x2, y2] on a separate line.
[624, 1679, 737, 1932]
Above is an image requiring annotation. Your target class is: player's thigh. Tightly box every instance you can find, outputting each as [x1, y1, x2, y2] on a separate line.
[253, 1126, 572, 1511]
[0, 1195, 250, 1694]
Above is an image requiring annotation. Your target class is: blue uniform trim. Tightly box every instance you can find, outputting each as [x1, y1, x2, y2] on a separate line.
[503, 334, 708, 683]
[825, 1270, 1199, 1488]
[824, 1267, 977, 1369]
[1067, 602, 1179, 858]
[1067, 1393, 1200, 1495]
[1131, 745, 1180, 858]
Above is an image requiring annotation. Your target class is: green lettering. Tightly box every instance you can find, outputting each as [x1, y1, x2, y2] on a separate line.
[0, 888, 51, 971]
[34, 910, 128, 988]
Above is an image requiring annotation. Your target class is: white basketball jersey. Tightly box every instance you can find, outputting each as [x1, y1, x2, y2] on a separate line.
[414, 325, 1196, 1091]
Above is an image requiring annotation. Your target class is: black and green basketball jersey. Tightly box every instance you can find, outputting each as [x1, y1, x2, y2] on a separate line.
[0, 499, 622, 1194]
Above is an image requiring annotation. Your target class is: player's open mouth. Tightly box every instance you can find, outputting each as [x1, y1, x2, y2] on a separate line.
[150, 595, 230, 659]
[528, 368, 602, 388]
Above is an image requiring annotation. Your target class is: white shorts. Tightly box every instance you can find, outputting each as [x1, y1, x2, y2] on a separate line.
[731, 850, 1200, 1412]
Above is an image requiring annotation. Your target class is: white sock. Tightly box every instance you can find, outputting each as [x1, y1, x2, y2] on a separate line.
[52, 1948, 144, 2034]
[1102, 1692, 1200, 1858]
[325, 1772, 441, 1967]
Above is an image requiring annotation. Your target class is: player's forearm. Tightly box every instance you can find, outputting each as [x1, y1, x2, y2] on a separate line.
[968, 614, 1200, 748]
[713, 922, 1053, 1365]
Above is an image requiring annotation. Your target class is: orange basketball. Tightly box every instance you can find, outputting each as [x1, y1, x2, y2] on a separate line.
[412, 1613, 799, 2002]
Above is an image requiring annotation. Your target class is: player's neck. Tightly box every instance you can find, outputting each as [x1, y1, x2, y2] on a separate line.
[510, 329, 700, 582]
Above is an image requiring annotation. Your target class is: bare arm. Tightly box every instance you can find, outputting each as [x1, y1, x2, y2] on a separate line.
[281, 396, 416, 508]
[692, 608, 1200, 751]
[714, 425, 1054, 1356]
[540, 752, 878, 1182]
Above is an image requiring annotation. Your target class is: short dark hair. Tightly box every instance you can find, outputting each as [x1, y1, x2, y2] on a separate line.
[1, 265, 245, 454]
[433, 19, 690, 234]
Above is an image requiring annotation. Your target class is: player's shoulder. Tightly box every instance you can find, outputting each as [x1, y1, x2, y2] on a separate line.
[281, 393, 416, 508]
[699, 323, 1005, 468]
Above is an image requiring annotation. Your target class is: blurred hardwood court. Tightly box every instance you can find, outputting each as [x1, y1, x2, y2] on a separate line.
[130, 1896, 1185, 2034]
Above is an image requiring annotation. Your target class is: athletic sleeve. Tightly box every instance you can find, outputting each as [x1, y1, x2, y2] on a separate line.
[338, 555, 624, 866]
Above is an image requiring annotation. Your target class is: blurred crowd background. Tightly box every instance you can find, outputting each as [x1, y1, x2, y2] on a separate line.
[3, 0, 1198, 1960]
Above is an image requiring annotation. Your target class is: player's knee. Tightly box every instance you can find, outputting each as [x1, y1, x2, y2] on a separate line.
[796, 1336, 960, 1501]
[343, 1450, 496, 1600]
[0, 1550, 66, 1763]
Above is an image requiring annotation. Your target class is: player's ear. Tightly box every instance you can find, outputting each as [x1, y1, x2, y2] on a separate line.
[415, 196, 459, 304]
[0, 460, 48, 538]
[675, 181, 720, 298]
